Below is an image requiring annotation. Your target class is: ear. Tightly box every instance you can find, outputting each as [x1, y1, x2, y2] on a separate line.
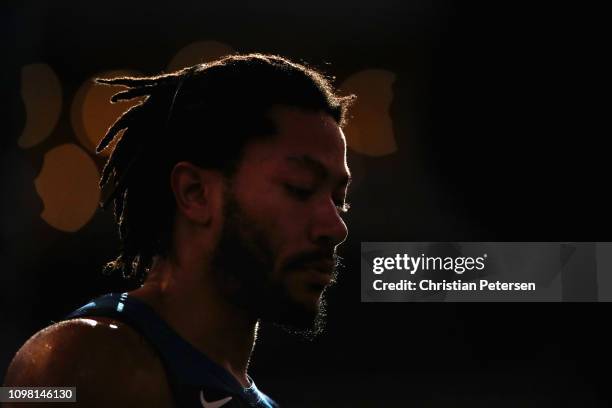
[170, 161, 224, 225]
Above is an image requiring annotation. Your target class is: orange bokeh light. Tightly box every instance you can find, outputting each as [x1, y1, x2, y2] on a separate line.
[71, 70, 143, 157]
[340, 69, 397, 157]
[34, 143, 100, 232]
[19, 63, 62, 149]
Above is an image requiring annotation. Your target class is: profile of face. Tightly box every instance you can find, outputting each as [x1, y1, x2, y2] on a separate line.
[210, 106, 350, 336]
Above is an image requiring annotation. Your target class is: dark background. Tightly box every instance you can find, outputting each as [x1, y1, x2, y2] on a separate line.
[2, 1, 609, 406]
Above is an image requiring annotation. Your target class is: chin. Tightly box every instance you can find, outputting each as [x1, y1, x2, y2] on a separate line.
[265, 288, 328, 339]
[295, 284, 325, 309]
[255, 272, 332, 338]
[285, 270, 329, 307]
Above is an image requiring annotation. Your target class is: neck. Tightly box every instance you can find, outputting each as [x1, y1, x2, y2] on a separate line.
[129, 256, 258, 387]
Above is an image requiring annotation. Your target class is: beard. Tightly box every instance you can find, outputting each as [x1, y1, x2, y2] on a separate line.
[210, 190, 339, 339]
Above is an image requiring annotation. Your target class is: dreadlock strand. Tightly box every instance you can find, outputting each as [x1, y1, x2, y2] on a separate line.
[115, 201, 128, 260]
[96, 72, 184, 89]
[110, 88, 153, 103]
[95, 76, 160, 88]
[96, 102, 147, 153]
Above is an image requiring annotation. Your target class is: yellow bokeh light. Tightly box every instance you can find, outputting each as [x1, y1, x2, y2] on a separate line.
[34, 143, 100, 232]
[71, 70, 142, 157]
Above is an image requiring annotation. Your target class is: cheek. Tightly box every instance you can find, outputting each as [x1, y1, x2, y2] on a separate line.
[235, 182, 306, 267]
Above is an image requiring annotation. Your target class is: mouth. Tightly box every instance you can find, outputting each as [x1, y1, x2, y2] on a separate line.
[284, 255, 336, 293]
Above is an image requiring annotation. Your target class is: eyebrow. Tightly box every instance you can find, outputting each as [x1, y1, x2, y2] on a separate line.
[286, 155, 352, 188]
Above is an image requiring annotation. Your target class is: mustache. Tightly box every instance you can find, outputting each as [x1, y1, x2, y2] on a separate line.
[282, 249, 340, 274]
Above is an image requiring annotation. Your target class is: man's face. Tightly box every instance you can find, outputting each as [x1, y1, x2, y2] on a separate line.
[211, 106, 350, 335]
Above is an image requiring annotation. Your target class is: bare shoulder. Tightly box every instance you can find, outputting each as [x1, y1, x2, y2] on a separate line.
[3, 317, 174, 407]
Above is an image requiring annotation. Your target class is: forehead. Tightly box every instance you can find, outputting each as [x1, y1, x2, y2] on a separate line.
[241, 106, 348, 174]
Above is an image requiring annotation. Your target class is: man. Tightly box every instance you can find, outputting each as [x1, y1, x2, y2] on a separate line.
[4, 54, 354, 407]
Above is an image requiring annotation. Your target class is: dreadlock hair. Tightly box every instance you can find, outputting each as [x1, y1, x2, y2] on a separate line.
[96, 53, 355, 284]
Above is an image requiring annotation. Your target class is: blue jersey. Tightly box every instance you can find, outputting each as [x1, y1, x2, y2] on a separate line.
[64, 292, 279, 408]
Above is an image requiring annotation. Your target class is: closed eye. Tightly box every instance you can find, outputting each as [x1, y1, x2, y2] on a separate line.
[285, 184, 351, 215]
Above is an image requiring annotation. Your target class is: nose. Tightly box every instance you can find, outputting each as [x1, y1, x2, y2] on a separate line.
[309, 197, 349, 247]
